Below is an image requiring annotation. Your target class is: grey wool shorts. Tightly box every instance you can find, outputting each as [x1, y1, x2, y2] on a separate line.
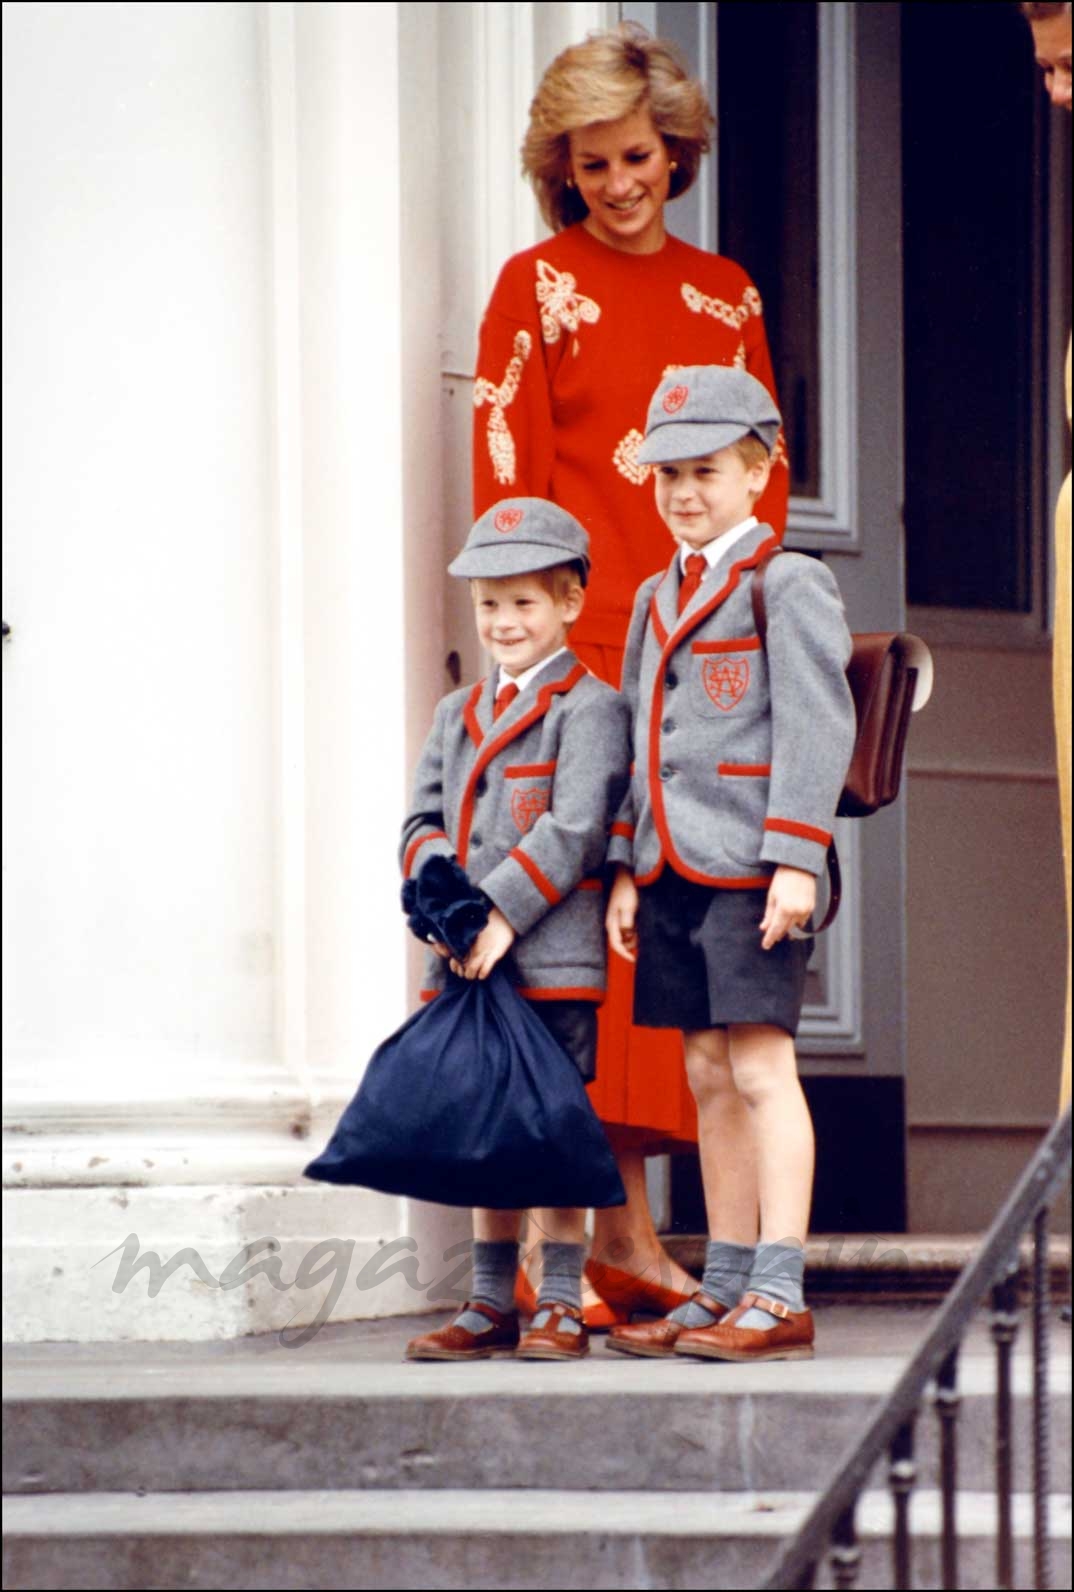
[632, 869, 812, 1037]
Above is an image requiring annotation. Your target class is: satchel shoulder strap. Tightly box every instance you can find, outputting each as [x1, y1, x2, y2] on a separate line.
[750, 544, 783, 648]
[749, 543, 840, 935]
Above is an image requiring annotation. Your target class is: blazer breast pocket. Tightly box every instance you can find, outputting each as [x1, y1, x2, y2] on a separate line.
[498, 761, 557, 842]
[687, 637, 766, 722]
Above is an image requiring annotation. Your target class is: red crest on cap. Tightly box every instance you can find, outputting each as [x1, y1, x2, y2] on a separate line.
[663, 384, 689, 414]
[494, 508, 524, 533]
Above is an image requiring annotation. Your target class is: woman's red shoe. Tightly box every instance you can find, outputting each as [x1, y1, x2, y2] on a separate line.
[513, 1266, 539, 1317]
[582, 1260, 698, 1330]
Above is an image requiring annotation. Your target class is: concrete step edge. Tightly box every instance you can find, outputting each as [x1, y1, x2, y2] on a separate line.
[3, 1353, 1070, 1403]
[4, 1488, 1071, 1540]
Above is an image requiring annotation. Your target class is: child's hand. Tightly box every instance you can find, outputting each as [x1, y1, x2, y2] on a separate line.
[760, 866, 816, 950]
[452, 908, 516, 981]
[606, 866, 640, 963]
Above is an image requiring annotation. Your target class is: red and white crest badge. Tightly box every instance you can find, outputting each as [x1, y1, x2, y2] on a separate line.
[494, 507, 524, 533]
[662, 384, 689, 414]
[511, 786, 550, 833]
[702, 657, 749, 711]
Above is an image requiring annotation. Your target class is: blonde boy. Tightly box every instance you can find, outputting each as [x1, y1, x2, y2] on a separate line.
[606, 367, 855, 1361]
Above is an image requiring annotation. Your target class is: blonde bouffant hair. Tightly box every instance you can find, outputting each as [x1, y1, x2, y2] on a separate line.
[522, 23, 714, 233]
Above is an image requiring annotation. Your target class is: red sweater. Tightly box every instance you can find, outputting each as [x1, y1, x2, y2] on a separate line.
[472, 223, 789, 646]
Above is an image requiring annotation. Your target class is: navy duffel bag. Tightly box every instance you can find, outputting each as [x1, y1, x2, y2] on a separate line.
[304, 964, 626, 1209]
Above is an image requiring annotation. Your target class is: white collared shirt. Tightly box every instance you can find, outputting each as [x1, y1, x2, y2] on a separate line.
[678, 515, 759, 575]
[497, 645, 569, 699]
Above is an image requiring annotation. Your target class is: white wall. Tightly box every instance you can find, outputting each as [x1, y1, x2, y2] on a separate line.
[2, 0, 276, 1099]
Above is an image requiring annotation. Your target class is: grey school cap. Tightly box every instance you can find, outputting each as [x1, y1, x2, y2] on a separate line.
[636, 365, 782, 465]
[448, 498, 590, 585]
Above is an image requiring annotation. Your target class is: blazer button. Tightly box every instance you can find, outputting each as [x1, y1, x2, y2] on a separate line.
[661, 718, 675, 734]
[666, 672, 678, 689]
[475, 778, 487, 797]
[659, 766, 674, 782]
[471, 833, 482, 847]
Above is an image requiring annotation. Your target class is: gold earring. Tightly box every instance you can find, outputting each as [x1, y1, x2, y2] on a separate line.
[566, 176, 575, 189]
[669, 160, 678, 171]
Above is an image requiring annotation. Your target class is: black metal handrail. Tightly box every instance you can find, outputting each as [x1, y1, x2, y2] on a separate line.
[762, 1105, 1071, 1591]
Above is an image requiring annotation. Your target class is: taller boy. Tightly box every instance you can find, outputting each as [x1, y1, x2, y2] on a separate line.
[606, 367, 855, 1362]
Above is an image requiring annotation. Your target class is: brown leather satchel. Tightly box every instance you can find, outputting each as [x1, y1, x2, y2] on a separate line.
[751, 548, 933, 929]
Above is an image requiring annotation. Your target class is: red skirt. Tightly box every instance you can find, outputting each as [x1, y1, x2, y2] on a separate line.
[572, 634, 698, 1150]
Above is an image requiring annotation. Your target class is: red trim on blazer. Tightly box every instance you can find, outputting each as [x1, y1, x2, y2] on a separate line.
[649, 578, 670, 648]
[692, 636, 762, 654]
[517, 986, 604, 1002]
[403, 829, 448, 878]
[718, 762, 772, 777]
[646, 535, 781, 888]
[503, 761, 556, 777]
[509, 846, 562, 905]
[668, 862, 772, 889]
[463, 681, 484, 749]
[610, 821, 635, 839]
[634, 855, 771, 890]
[419, 989, 440, 1003]
[577, 877, 604, 892]
[456, 662, 587, 866]
[765, 817, 832, 846]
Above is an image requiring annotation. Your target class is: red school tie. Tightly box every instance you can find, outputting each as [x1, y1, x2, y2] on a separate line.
[494, 682, 520, 720]
[678, 553, 708, 615]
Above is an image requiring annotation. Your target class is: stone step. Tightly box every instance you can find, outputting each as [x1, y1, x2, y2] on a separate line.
[5, 1341, 1069, 1497]
[3, 1487, 1070, 1591]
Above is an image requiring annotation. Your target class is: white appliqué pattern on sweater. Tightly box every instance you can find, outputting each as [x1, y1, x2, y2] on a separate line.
[473, 330, 533, 485]
[535, 260, 601, 345]
[681, 281, 763, 329]
[613, 429, 650, 486]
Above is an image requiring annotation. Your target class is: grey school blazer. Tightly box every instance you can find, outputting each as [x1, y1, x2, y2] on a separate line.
[401, 650, 631, 999]
[607, 524, 855, 887]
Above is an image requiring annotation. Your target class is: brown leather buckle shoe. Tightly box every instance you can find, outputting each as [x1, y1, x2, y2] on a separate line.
[516, 1301, 589, 1360]
[404, 1301, 520, 1361]
[673, 1292, 815, 1362]
[605, 1292, 730, 1359]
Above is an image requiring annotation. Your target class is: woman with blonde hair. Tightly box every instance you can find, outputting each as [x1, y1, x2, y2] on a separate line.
[473, 23, 789, 1329]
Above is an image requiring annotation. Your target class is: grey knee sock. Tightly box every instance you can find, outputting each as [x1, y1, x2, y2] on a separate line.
[737, 1241, 806, 1331]
[453, 1239, 518, 1334]
[532, 1240, 584, 1335]
[669, 1240, 755, 1327]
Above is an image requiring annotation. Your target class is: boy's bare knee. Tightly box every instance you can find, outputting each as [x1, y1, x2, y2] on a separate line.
[683, 1027, 733, 1103]
[727, 1024, 798, 1107]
